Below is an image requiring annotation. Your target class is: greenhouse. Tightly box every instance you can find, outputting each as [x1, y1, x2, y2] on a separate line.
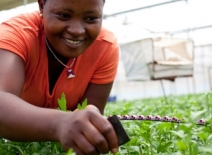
[0, 0, 212, 154]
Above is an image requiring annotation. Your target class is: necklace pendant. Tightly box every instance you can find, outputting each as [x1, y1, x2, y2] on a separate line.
[67, 69, 75, 79]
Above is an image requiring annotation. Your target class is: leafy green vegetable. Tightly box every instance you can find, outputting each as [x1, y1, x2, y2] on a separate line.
[2, 92, 212, 155]
[65, 148, 76, 155]
[77, 99, 87, 110]
[57, 93, 87, 111]
[57, 92, 67, 111]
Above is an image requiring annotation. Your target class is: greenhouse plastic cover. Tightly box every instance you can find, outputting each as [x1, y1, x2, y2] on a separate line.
[0, 0, 211, 82]
[120, 37, 194, 81]
[0, 0, 212, 47]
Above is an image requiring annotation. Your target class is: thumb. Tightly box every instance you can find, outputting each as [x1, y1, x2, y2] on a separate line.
[86, 105, 100, 113]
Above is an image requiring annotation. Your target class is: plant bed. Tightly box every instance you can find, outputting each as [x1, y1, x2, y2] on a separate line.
[1, 93, 212, 154]
[105, 93, 212, 155]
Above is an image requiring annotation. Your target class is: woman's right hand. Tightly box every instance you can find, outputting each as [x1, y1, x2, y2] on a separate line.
[56, 108, 118, 155]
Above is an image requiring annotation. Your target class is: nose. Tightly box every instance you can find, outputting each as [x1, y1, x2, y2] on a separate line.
[67, 19, 85, 37]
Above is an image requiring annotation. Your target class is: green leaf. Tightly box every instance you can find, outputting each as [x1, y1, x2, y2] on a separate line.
[157, 141, 172, 153]
[176, 140, 188, 151]
[199, 145, 212, 153]
[190, 110, 207, 119]
[170, 130, 186, 139]
[77, 99, 87, 110]
[58, 92, 67, 111]
[81, 99, 87, 109]
[65, 148, 76, 155]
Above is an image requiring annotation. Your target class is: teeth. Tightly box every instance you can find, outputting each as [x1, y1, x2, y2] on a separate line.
[65, 39, 81, 45]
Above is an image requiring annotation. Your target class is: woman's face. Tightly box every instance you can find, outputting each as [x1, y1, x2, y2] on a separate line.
[39, 0, 104, 58]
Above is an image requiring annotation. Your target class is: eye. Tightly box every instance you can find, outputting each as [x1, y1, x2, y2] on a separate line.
[85, 17, 99, 23]
[57, 13, 70, 20]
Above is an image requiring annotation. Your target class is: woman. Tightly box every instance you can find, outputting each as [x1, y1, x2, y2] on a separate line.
[0, 0, 119, 154]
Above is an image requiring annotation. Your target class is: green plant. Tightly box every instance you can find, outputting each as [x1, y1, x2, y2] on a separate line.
[105, 93, 212, 155]
[2, 93, 212, 154]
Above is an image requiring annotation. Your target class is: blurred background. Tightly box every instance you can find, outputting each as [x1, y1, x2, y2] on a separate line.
[1, 0, 212, 102]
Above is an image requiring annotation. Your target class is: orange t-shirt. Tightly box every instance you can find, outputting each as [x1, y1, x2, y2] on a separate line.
[0, 11, 119, 110]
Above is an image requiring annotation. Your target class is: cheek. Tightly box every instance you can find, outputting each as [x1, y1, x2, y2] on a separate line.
[87, 24, 102, 39]
[44, 20, 63, 35]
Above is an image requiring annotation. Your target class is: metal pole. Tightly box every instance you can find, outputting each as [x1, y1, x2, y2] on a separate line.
[103, 0, 185, 18]
[23, 0, 28, 5]
[160, 80, 168, 104]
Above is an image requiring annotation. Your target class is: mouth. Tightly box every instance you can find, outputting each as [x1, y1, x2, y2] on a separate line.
[64, 38, 82, 45]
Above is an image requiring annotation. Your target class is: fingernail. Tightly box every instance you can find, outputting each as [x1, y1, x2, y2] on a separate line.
[111, 148, 118, 154]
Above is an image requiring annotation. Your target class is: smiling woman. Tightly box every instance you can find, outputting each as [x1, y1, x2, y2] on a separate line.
[0, 0, 119, 154]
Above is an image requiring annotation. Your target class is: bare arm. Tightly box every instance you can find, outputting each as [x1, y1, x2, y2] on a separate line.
[0, 49, 118, 154]
[0, 49, 62, 141]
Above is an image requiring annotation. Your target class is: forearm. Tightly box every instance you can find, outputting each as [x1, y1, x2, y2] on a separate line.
[0, 91, 119, 154]
[0, 91, 64, 142]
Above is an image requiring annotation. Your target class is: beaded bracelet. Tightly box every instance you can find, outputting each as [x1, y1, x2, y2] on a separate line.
[107, 115, 206, 125]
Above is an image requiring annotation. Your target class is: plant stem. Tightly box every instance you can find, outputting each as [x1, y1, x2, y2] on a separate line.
[189, 142, 192, 155]
[139, 145, 143, 155]
[148, 139, 153, 155]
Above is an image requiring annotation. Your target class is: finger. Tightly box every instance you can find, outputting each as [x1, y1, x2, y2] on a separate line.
[61, 139, 75, 152]
[89, 114, 119, 154]
[74, 133, 99, 155]
[71, 143, 86, 155]
[83, 124, 109, 154]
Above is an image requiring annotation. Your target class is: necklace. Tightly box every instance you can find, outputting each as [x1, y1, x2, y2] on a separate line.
[45, 37, 76, 78]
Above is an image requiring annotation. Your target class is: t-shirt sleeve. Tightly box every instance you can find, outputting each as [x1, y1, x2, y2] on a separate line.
[0, 12, 40, 62]
[90, 38, 120, 84]
[0, 22, 27, 61]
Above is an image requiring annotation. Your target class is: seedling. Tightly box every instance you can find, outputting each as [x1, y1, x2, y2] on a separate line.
[77, 98, 87, 110]
[57, 92, 68, 111]
[1, 93, 212, 155]
[57, 92, 87, 111]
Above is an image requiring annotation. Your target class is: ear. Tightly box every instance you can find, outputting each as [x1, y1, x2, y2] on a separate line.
[38, 0, 44, 13]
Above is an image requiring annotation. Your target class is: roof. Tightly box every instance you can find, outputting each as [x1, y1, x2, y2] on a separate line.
[1, 0, 212, 46]
[0, 0, 36, 11]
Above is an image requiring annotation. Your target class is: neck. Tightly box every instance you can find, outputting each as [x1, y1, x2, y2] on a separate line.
[45, 37, 70, 67]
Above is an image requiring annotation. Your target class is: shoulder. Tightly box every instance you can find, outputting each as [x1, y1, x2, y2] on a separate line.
[96, 27, 117, 44]
[0, 11, 43, 62]
[81, 27, 119, 64]
[86, 27, 119, 63]
[1, 11, 43, 32]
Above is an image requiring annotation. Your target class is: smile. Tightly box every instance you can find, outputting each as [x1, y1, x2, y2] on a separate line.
[65, 38, 82, 45]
